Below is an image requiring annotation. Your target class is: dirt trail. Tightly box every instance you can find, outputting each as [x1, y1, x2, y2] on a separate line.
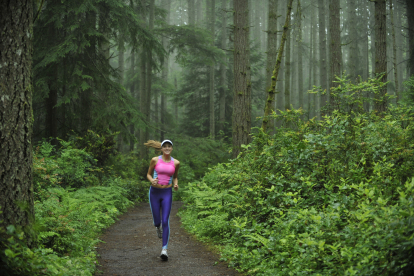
[95, 201, 241, 276]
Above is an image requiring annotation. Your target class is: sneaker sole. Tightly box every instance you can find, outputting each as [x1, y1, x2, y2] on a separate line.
[160, 254, 168, 261]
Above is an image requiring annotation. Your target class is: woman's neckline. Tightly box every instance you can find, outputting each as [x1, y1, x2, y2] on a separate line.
[161, 156, 172, 163]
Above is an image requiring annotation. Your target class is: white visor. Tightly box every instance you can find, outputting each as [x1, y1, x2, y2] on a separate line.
[161, 140, 173, 146]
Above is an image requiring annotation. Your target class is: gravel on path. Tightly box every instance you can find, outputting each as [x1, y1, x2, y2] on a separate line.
[95, 201, 241, 276]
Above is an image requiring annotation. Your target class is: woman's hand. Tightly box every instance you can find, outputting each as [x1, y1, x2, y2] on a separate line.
[173, 183, 179, 191]
[151, 177, 159, 186]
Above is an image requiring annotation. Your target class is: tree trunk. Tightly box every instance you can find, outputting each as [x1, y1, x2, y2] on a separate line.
[188, 0, 195, 25]
[262, 0, 293, 132]
[374, 0, 387, 112]
[130, 52, 136, 152]
[46, 63, 58, 144]
[0, 0, 35, 247]
[232, 0, 251, 157]
[362, 1, 369, 81]
[318, 0, 327, 115]
[254, 0, 261, 48]
[390, 0, 399, 101]
[145, 0, 154, 146]
[276, 1, 285, 127]
[298, 0, 303, 115]
[161, 0, 171, 141]
[309, 2, 318, 119]
[395, 3, 404, 86]
[196, 0, 203, 25]
[407, 0, 414, 78]
[139, 0, 148, 158]
[308, 4, 314, 118]
[219, 0, 228, 132]
[209, 0, 215, 139]
[284, 18, 291, 113]
[348, 0, 358, 83]
[263, 0, 278, 131]
[329, 0, 341, 110]
[369, 2, 375, 78]
[81, 11, 96, 133]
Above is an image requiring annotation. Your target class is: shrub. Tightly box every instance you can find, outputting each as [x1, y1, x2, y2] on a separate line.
[179, 77, 414, 275]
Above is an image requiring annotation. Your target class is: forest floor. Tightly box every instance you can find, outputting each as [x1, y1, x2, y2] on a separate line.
[95, 201, 241, 276]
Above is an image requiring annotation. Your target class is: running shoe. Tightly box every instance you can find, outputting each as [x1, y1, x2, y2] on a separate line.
[160, 248, 168, 261]
[156, 226, 162, 239]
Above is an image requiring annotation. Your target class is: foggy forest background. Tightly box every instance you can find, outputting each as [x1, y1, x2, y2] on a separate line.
[32, 0, 414, 157]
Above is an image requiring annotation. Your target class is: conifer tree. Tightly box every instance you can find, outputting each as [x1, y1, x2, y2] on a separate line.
[0, 0, 35, 247]
[329, 0, 341, 110]
[373, 0, 387, 112]
[232, 0, 251, 157]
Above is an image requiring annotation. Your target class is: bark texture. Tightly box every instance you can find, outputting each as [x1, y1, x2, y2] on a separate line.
[209, 0, 215, 139]
[374, 0, 387, 112]
[284, 21, 291, 112]
[297, 0, 303, 114]
[329, 0, 341, 109]
[161, 0, 171, 141]
[348, 0, 358, 82]
[262, 0, 293, 132]
[407, 0, 414, 77]
[0, 0, 35, 246]
[262, 0, 278, 131]
[219, 0, 227, 132]
[232, 0, 251, 157]
[318, 0, 327, 114]
[390, 0, 399, 100]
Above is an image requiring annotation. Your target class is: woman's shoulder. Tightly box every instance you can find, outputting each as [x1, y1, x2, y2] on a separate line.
[173, 157, 180, 166]
[151, 156, 159, 163]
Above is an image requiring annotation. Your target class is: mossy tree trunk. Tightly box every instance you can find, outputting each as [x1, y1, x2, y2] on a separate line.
[373, 0, 387, 112]
[262, 0, 294, 132]
[284, 16, 292, 113]
[0, 0, 35, 247]
[232, 0, 251, 157]
[263, 0, 278, 131]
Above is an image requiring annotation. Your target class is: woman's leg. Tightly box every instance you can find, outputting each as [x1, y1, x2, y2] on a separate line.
[149, 187, 161, 227]
[160, 188, 173, 249]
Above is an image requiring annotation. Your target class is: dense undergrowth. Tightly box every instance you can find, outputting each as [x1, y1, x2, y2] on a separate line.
[179, 77, 414, 275]
[0, 131, 145, 276]
[0, 130, 228, 275]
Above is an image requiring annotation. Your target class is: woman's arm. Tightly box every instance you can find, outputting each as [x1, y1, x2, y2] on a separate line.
[147, 157, 159, 185]
[173, 159, 180, 191]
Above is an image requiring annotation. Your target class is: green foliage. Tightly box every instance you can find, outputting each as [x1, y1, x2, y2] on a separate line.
[179, 77, 414, 275]
[1, 185, 133, 276]
[34, 140, 98, 191]
[1, 134, 149, 275]
[67, 129, 118, 166]
[402, 76, 414, 105]
[33, 0, 164, 140]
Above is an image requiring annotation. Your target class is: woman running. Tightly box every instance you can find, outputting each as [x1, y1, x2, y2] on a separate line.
[145, 140, 180, 261]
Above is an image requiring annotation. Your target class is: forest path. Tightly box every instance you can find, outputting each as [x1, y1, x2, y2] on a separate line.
[95, 201, 241, 276]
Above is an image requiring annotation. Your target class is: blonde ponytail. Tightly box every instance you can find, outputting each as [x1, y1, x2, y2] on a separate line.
[144, 140, 162, 150]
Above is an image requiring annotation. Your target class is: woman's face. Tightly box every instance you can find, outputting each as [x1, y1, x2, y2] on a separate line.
[161, 143, 173, 155]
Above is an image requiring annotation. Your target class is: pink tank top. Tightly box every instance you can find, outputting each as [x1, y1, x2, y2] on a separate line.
[154, 156, 176, 185]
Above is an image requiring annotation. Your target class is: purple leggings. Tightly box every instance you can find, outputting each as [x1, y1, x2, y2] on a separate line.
[149, 186, 172, 249]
